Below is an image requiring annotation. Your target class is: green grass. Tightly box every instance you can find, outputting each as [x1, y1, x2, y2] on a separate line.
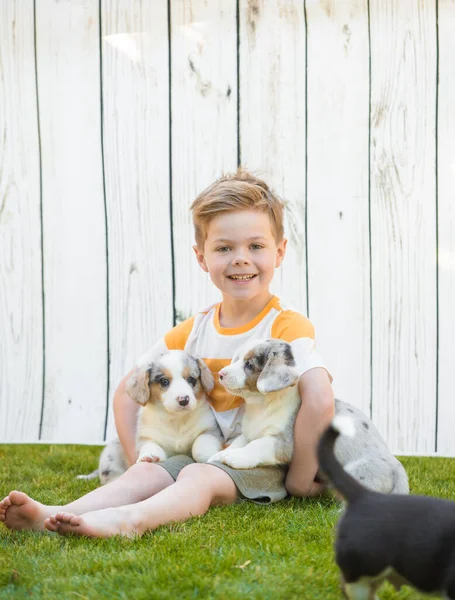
[0, 446, 454, 599]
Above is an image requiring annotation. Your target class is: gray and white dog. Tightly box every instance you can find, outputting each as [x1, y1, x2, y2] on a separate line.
[330, 399, 409, 495]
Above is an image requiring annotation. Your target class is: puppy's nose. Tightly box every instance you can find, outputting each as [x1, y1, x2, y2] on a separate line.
[178, 396, 190, 406]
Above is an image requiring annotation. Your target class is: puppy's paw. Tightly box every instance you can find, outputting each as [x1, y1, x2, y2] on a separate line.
[207, 451, 224, 464]
[213, 448, 258, 469]
[137, 455, 161, 464]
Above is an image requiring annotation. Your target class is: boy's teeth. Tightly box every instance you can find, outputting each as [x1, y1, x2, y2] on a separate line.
[230, 275, 254, 280]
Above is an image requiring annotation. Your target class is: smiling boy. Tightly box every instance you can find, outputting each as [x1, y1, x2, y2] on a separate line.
[0, 170, 334, 538]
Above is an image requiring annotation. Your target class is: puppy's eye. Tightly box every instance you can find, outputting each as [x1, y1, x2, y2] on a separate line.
[187, 376, 197, 387]
[244, 360, 254, 370]
[159, 378, 170, 388]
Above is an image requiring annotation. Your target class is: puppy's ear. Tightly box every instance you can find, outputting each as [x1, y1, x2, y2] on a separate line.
[257, 352, 300, 394]
[125, 366, 152, 406]
[197, 359, 214, 393]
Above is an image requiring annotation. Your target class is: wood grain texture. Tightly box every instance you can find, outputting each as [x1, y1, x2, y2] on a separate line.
[171, 0, 238, 322]
[1, 1, 452, 455]
[239, 0, 307, 314]
[0, 2, 43, 442]
[305, 0, 370, 415]
[436, 0, 455, 455]
[101, 0, 173, 440]
[37, 0, 108, 442]
[370, 0, 437, 453]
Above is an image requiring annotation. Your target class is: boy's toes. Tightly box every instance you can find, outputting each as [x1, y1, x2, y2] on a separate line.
[55, 512, 81, 526]
[44, 516, 60, 532]
[0, 496, 12, 521]
[0, 496, 12, 511]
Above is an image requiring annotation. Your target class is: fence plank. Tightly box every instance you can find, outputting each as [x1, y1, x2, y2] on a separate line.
[172, 0, 238, 322]
[37, 1, 108, 442]
[436, 0, 455, 455]
[239, 0, 307, 314]
[102, 0, 173, 440]
[305, 1, 370, 415]
[0, 2, 43, 442]
[370, 0, 437, 453]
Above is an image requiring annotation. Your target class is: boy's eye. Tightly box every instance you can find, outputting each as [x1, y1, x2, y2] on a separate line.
[250, 244, 264, 250]
[187, 377, 197, 387]
[216, 246, 230, 252]
[159, 378, 170, 388]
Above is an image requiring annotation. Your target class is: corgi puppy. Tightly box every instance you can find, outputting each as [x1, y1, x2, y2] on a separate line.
[208, 339, 301, 469]
[78, 350, 223, 484]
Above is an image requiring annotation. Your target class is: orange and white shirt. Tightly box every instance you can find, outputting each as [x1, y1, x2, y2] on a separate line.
[138, 295, 330, 442]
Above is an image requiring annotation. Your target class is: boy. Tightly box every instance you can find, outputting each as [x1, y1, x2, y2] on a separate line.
[0, 170, 334, 538]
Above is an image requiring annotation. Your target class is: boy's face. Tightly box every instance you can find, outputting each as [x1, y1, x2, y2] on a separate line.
[193, 210, 286, 302]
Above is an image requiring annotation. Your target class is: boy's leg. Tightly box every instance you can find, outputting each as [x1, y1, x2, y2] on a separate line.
[0, 462, 174, 531]
[48, 463, 238, 538]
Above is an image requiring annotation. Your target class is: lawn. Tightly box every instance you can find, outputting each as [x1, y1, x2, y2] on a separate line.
[0, 445, 453, 599]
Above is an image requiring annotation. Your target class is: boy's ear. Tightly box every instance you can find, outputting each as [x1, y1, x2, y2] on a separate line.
[275, 238, 287, 268]
[193, 245, 209, 273]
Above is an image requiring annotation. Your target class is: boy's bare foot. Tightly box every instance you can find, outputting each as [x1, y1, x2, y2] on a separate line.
[45, 507, 142, 538]
[0, 491, 59, 531]
[0, 495, 10, 521]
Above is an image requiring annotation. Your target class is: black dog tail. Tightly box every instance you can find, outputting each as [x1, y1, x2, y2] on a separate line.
[317, 416, 366, 503]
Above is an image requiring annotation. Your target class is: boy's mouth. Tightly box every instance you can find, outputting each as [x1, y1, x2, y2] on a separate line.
[227, 274, 257, 281]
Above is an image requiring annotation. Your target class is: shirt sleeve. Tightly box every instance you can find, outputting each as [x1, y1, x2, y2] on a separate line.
[164, 316, 196, 349]
[136, 316, 195, 367]
[271, 310, 332, 381]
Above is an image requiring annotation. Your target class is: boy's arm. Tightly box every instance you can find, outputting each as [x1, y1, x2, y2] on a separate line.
[113, 369, 140, 466]
[285, 367, 335, 497]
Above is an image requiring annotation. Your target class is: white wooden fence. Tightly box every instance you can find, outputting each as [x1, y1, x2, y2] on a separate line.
[1, 0, 454, 455]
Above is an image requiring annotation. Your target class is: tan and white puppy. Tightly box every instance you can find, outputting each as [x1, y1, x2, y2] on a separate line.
[78, 350, 223, 484]
[208, 339, 302, 469]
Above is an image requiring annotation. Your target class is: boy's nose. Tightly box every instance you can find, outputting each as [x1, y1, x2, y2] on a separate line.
[233, 255, 250, 265]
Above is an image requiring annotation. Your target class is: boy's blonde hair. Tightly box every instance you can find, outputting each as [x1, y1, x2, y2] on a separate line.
[190, 170, 285, 249]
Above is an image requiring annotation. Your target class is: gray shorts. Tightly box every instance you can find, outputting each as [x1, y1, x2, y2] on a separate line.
[156, 455, 288, 504]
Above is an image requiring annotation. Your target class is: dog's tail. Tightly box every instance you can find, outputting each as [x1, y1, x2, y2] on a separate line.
[76, 469, 99, 481]
[317, 416, 366, 503]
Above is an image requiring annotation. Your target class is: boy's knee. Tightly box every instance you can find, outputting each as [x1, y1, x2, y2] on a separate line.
[127, 460, 169, 479]
[177, 462, 212, 482]
[177, 463, 238, 504]
[128, 460, 153, 472]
